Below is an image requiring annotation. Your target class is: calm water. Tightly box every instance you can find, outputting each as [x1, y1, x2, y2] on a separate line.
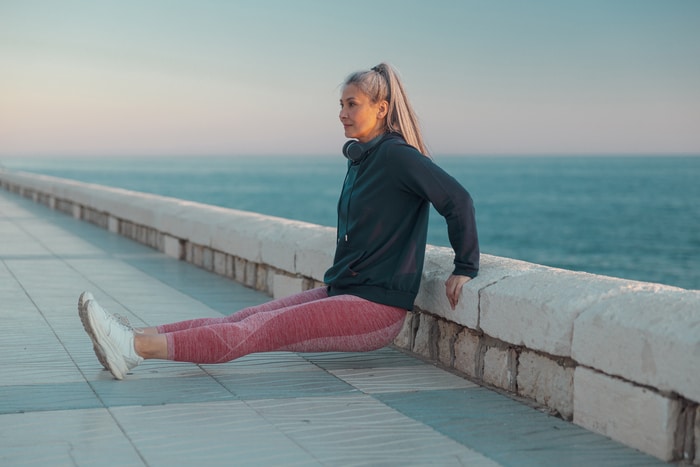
[3, 155, 699, 290]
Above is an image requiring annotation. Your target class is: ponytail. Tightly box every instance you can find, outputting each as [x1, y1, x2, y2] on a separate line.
[344, 63, 429, 156]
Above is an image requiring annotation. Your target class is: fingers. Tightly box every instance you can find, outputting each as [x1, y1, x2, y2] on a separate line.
[445, 275, 472, 310]
[445, 277, 458, 309]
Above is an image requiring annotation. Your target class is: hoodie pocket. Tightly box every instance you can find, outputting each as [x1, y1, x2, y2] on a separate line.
[324, 244, 368, 286]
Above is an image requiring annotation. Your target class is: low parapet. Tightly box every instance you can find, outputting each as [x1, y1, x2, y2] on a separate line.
[2, 168, 698, 464]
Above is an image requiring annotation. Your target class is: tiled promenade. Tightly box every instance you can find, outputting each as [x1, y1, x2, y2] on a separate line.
[0, 190, 668, 466]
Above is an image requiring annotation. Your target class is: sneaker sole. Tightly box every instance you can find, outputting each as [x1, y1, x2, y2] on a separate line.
[84, 301, 129, 380]
[78, 292, 109, 370]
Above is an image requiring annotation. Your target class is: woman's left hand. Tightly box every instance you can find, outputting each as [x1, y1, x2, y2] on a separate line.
[445, 274, 472, 310]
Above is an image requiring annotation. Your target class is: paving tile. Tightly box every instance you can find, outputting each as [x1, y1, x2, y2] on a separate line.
[302, 347, 424, 370]
[0, 408, 145, 467]
[200, 352, 319, 376]
[247, 394, 500, 466]
[0, 382, 102, 414]
[330, 364, 478, 394]
[376, 388, 667, 467]
[216, 369, 358, 400]
[89, 375, 237, 407]
[111, 401, 320, 466]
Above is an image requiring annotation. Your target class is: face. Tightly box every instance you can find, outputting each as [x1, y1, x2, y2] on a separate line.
[339, 84, 388, 143]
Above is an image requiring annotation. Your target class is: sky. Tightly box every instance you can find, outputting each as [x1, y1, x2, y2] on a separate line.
[1, 0, 699, 157]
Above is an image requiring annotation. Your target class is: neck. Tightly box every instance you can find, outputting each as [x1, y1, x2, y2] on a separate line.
[359, 128, 387, 144]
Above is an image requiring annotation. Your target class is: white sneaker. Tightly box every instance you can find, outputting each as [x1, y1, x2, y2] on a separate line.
[84, 298, 144, 380]
[79, 292, 143, 371]
[78, 292, 109, 370]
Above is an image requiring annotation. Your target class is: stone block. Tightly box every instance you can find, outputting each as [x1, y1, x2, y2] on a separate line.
[272, 274, 303, 299]
[436, 320, 459, 367]
[572, 286, 700, 403]
[72, 204, 82, 219]
[393, 312, 415, 350]
[258, 219, 332, 275]
[416, 251, 544, 330]
[413, 313, 437, 359]
[190, 244, 203, 267]
[573, 366, 680, 462]
[234, 257, 247, 283]
[209, 210, 268, 262]
[213, 251, 227, 275]
[517, 350, 573, 419]
[453, 328, 479, 378]
[244, 261, 257, 289]
[481, 270, 640, 357]
[201, 247, 214, 271]
[256, 264, 270, 293]
[225, 254, 234, 278]
[163, 235, 182, 259]
[294, 226, 336, 281]
[483, 346, 516, 391]
[108, 215, 119, 233]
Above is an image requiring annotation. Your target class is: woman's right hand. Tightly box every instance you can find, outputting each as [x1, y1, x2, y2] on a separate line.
[445, 274, 472, 310]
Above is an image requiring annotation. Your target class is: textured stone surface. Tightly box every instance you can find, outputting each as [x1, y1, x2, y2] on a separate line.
[482, 346, 516, 391]
[517, 351, 574, 419]
[392, 312, 415, 351]
[163, 234, 181, 259]
[272, 274, 304, 299]
[437, 320, 459, 367]
[413, 313, 437, 360]
[572, 286, 700, 403]
[453, 329, 480, 378]
[107, 214, 119, 233]
[416, 249, 543, 330]
[213, 251, 227, 275]
[573, 367, 680, 462]
[480, 270, 642, 357]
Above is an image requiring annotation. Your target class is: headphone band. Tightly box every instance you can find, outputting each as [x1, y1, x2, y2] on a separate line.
[342, 133, 389, 162]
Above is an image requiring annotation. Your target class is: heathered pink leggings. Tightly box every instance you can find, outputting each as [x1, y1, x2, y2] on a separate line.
[156, 287, 407, 364]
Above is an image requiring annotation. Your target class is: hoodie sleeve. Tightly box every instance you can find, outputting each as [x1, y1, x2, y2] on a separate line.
[389, 143, 480, 277]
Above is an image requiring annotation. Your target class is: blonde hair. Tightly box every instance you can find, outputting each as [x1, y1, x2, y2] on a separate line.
[344, 63, 429, 156]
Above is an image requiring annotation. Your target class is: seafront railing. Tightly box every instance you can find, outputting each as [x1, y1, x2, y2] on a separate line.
[1, 168, 698, 465]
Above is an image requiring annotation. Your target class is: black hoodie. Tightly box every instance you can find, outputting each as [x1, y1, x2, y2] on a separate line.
[324, 133, 479, 310]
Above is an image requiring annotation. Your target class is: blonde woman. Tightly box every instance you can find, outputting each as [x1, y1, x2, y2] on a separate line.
[79, 63, 479, 379]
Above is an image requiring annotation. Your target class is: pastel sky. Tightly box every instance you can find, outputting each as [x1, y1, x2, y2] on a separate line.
[1, 0, 699, 156]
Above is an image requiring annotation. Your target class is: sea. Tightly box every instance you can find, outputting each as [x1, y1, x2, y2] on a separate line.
[2, 154, 699, 291]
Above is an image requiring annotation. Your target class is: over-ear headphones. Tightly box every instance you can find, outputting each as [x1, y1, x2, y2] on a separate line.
[342, 133, 389, 162]
[342, 140, 365, 162]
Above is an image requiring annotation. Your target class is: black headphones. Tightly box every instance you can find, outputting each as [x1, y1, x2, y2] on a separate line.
[342, 134, 389, 162]
[342, 140, 365, 162]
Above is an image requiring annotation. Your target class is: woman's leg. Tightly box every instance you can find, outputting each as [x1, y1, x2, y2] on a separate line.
[157, 294, 407, 364]
[149, 287, 330, 334]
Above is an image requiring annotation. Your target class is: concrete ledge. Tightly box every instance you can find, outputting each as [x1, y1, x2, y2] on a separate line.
[2, 168, 699, 465]
[574, 366, 681, 462]
[572, 284, 700, 403]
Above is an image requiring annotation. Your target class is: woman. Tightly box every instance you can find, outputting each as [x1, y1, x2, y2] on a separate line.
[79, 63, 479, 380]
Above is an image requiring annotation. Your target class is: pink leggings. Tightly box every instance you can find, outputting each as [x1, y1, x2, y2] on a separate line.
[156, 287, 407, 364]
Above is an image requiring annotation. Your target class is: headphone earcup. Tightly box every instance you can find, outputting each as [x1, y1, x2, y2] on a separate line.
[342, 140, 364, 162]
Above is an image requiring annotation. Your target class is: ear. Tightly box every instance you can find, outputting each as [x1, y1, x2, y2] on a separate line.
[377, 100, 389, 119]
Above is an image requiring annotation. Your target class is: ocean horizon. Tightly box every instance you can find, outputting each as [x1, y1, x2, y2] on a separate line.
[3, 154, 699, 291]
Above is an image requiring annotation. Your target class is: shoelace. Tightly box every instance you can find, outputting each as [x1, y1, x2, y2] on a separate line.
[112, 313, 144, 334]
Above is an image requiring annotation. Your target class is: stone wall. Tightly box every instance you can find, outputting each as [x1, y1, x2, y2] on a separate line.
[2, 168, 698, 464]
